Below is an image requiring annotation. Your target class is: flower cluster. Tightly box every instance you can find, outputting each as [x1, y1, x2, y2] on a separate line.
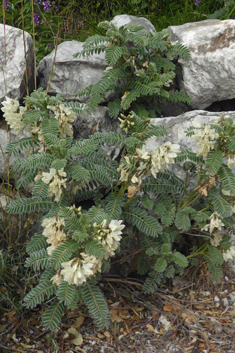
[60, 255, 95, 285]
[195, 0, 201, 6]
[41, 168, 67, 201]
[33, 1, 57, 26]
[57, 219, 125, 286]
[222, 246, 235, 262]
[191, 122, 219, 159]
[95, 219, 125, 259]
[201, 212, 224, 247]
[1, 97, 26, 134]
[227, 154, 235, 169]
[118, 113, 135, 133]
[118, 142, 180, 198]
[42, 217, 66, 255]
[4, 0, 10, 11]
[48, 104, 76, 138]
[150, 142, 181, 177]
[33, 13, 40, 26]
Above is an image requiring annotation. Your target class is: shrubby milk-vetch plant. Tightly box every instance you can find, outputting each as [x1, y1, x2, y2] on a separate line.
[74, 21, 191, 118]
[3, 21, 235, 331]
[3, 91, 235, 331]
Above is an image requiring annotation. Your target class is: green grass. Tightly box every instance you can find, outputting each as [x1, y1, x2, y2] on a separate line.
[1, 0, 233, 63]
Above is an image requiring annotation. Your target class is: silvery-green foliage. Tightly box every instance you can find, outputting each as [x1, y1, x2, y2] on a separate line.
[75, 21, 191, 118]
[4, 86, 235, 331]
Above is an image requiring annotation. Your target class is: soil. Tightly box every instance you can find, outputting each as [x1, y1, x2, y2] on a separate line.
[1, 268, 235, 353]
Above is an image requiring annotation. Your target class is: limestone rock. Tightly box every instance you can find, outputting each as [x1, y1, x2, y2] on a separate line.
[169, 20, 235, 109]
[74, 106, 116, 139]
[0, 125, 31, 174]
[73, 106, 122, 159]
[37, 41, 108, 102]
[111, 14, 156, 33]
[146, 110, 235, 181]
[0, 24, 34, 103]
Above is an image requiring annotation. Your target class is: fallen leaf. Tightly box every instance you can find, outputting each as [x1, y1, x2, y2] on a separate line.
[110, 311, 123, 323]
[72, 316, 85, 330]
[67, 327, 83, 346]
[0, 324, 6, 332]
[97, 333, 104, 339]
[158, 315, 171, 330]
[20, 343, 34, 348]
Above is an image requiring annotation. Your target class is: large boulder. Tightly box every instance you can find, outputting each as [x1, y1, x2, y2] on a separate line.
[37, 41, 108, 102]
[169, 20, 235, 110]
[37, 15, 156, 102]
[0, 124, 31, 174]
[146, 110, 235, 181]
[111, 14, 156, 33]
[0, 24, 34, 103]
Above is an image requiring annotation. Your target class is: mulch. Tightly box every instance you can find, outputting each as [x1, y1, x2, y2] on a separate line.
[1, 271, 235, 353]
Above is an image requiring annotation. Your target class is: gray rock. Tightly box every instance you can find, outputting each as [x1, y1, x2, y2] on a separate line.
[169, 20, 235, 109]
[0, 126, 31, 175]
[37, 41, 108, 102]
[73, 106, 120, 139]
[0, 24, 34, 103]
[146, 110, 235, 184]
[147, 110, 235, 153]
[73, 106, 122, 159]
[111, 14, 156, 33]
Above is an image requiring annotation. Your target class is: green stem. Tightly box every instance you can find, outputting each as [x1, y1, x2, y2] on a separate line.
[184, 192, 202, 208]
[186, 243, 208, 259]
[177, 171, 189, 210]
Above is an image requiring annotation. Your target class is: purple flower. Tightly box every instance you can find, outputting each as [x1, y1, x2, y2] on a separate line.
[4, 0, 10, 11]
[48, 43, 52, 49]
[43, 0, 51, 12]
[34, 13, 40, 26]
[35, 0, 42, 6]
[195, 0, 201, 6]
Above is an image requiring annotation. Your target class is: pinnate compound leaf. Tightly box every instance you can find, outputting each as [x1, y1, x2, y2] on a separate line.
[204, 247, 223, 283]
[25, 249, 50, 271]
[57, 281, 77, 306]
[170, 252, 188, 268]
[24, 279, 57, 309]
[205, 150, 223, 175]
[85, 238, 106, 258]
[161, 209, 175, 227]
[108, 99, 121, 119]
[105, 46, 128, 66]
[143, 271, 164, 294]
[217, 164, 235, 194]
[154, 257, 167, 272]
[175, 209, 191, 231]
[226, 133, 235, 151]
[6, 197, 51, 215]
[50, 240, 81, 270]
[42, 300, 65, 330]
[123, 207, 162, 237]
[81, 279, 110, 329]
[209, 193, 232, 218]
[26, 232, 47, 253]
[208, 245, 223, 266]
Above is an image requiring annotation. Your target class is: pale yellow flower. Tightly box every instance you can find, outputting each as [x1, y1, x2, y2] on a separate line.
[48, 104, 75, 138]
[42, 168, 67, 202]
[191, 123, 219, 159]
[151, 142, 180, 177]
[61, 257, 94, 285]
[42, 217, 66, 255]
[222, 246, 235, 262]
[2, 97, 25, 134]
[50, 271, 62, 285]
